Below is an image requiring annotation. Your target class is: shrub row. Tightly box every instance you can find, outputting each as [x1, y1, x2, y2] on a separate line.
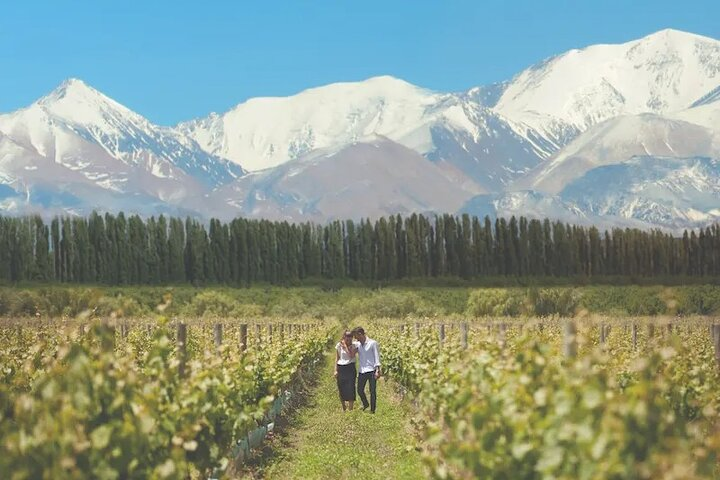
[1, 285, 720, 319]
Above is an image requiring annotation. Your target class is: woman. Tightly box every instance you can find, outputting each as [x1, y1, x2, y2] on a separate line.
[334, 330, 359, 411]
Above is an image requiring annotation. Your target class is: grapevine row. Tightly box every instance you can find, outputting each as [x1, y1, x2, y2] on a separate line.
[0, 318, 334, 479]
[375, 319, 720, 479]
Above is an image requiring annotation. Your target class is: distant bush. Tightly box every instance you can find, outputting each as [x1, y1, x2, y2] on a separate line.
[466, 289, 524, 317]
[60, 288, 104, 317]
[93, 295, 147, 318]
[3, 283, 720, 319]
[579, 286, 667, 316]
[676, 285, 720, 315]
[624, 287, 667, 315]
[183, 291, 242, 318]
[344, 290, 439, 319]
[266, 293, 309, 318]
[527, 288, 580, 317]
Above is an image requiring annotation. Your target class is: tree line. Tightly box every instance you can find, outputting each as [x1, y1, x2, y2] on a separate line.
[0, 212, 718, 285]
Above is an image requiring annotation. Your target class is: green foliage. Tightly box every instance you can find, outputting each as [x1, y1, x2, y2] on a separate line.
[0, 319, 332, 478]
[94, 294, 148, 318]
[421, 344, 717, 479]
[579, 286, 669, 316]
[345, 290, 439, 319]
[676, 285, 720, 315]
[527, 288, 580, 317]
[625, 287, 667, 315]
[2, 212, 720, 286]
[466, 288, 524, 317]
[3, 285, 720, 320]
[376, 322, 720, 479]
[185, 291, 238, 317]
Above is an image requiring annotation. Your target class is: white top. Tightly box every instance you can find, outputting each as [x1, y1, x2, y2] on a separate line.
[336, 340, 360, 365]
[357, 337, 381, 374]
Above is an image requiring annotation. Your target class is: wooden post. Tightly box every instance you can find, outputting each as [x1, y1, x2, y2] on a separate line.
[499, 323, 507, 348]
[632, 323, 638, 350]
[101, 322, 116, 351]
[563, 320, 577, 358]
[600, 323, 606, 345]
[438, 323, 445, 346]
[214, 323, 223, 349]
[177, 323, 187, 378]
[461, 322, 469, 349]
[712, 324, 720, 368]
[255, 323, 261, 344]
[120, 322, 129, 340]
[667, 323, 673, 335]
[268, 324, 273, 342]
[414, 322, 420, 338]
[288, 324, 293, 336]
[647, 323, 655, 341]
[239, 324, 248, 352]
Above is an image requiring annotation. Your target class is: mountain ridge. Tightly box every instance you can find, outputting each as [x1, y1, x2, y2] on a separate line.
[1, 29, 719, 231]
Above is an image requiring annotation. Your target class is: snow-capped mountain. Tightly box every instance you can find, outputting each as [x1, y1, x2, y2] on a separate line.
[518, 114, 720, 194]
[0, 79, 243, 215]
[462, 156, 720, 231]
[178, 76, 551, 191]
[1, 29, 720, 230]
[493, 29, 720, 140]
[560, 156, 720, 228]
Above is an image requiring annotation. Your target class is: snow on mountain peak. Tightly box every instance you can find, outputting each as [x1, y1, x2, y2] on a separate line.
[639, 28, 716, 46]
[494, 29, 720, 135]
[45, 78, 98, 99]
[35, 78, 141, 128]
[178, 75, 448, 171]
[0, 78, 243, 195]
[2, 29, 720, 229]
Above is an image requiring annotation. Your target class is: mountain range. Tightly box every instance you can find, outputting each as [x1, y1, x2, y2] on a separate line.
[1, 28, 719, 231]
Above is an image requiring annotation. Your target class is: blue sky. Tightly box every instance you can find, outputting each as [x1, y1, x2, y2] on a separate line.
[1, 0, 718, 125]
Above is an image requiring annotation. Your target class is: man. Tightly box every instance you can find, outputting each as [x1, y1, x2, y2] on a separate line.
[353, 326, 381, 413]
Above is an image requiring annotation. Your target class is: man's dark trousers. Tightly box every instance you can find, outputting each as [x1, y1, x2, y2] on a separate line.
[358, 371, 377, 413]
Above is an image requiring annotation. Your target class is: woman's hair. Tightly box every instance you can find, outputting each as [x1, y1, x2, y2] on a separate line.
[343, 330, 353, 338]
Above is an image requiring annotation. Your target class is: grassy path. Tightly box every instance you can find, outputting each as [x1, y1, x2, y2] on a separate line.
[254, 352, 425, 479]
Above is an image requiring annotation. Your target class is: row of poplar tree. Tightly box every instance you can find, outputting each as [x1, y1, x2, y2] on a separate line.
[0, 212, 718, 284]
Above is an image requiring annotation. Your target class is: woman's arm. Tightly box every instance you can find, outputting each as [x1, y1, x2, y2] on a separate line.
[334, 347, 339, 377]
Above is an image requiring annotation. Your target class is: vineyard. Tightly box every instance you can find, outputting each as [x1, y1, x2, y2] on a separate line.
[0, 315, 333, 479]
[2, 287, 720, 479]
[375, 318, 720, 479]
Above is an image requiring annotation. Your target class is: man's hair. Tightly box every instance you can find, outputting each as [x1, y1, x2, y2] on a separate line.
[353, 327, 365, 335]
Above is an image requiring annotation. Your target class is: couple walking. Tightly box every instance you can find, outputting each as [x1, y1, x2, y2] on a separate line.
[334, 327, 381, 413]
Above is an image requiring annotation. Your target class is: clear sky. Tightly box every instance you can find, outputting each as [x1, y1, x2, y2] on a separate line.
[1, 0, 718, 125]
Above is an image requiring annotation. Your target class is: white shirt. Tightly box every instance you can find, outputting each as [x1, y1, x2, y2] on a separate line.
[357, 337, 381, 374]
[336, 340, 360, 365]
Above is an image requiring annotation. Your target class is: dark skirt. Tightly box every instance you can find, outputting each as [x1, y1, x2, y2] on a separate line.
[336, 363, 357, 401]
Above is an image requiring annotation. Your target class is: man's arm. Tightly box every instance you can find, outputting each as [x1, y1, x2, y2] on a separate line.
[373, 342, 381, 377]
